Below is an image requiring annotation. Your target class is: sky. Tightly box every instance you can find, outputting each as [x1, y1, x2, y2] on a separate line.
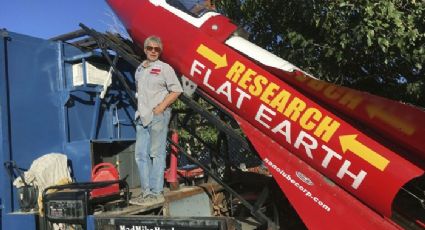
[0, 0, 126, 39]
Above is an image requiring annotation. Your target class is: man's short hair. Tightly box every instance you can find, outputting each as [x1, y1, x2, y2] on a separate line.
[144, 36, 163, 50]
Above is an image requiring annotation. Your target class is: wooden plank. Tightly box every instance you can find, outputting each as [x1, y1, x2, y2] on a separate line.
[95, 183, 223, 216]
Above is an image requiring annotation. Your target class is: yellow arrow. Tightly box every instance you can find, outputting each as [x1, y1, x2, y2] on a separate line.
[366, 105, 415, 135]
[339, 135, 389, 171]
[196, 44, 228, 69]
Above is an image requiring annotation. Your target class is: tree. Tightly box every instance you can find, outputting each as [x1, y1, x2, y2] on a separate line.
[217, 0, 425, 107]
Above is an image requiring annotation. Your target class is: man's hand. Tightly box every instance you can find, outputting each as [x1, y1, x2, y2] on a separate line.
[153, 104, 166, 115]
[153, 91, 181, 115]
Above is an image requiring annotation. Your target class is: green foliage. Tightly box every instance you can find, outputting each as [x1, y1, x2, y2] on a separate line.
[217, 0, 425, 107]
[172, 99, 219, 155]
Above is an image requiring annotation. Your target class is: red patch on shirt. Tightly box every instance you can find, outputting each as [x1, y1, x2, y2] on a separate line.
[150, 68, 161, 75]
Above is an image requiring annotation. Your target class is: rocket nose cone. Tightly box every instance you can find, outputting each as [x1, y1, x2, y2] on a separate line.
[106, 0, 135, 28]
[106, 0, 122, 12]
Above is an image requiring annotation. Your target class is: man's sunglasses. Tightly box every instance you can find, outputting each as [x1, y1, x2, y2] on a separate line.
[146, 46, 161, 52]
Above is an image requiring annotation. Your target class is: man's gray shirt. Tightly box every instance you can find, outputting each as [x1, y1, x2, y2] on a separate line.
[135, 60, 183, 126]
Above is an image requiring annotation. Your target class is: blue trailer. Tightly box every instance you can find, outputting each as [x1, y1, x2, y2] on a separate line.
[0, 28, 139, 229]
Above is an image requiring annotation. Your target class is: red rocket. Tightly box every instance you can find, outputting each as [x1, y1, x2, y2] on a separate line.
[107, 0, 425, 229]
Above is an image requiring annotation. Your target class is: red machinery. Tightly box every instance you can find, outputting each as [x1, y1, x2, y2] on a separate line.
[91, 163, 120, 198]
[106, 0, 425, 229]
[165, 130, 205, 189]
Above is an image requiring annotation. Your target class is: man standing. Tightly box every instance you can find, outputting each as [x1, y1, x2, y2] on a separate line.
[131, 36, 183, 205]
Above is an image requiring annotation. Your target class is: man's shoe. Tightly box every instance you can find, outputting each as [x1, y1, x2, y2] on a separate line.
[141, 194, 165, 206]
[154, 194, 165, 203]
[129, 194, 145, 205]
[129, 193, 165, 206]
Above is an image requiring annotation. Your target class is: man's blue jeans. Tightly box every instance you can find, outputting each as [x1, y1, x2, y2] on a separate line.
[135, 109, 171, 196]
